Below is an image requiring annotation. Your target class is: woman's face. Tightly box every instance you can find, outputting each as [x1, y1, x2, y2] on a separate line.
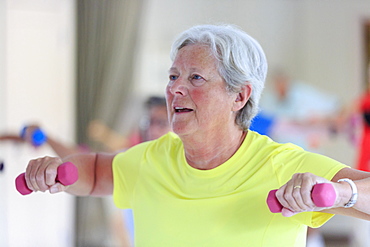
[166, 44, 238, 138]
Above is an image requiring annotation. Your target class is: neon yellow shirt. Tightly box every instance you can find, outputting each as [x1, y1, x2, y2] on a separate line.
[113, 131, 347, 247]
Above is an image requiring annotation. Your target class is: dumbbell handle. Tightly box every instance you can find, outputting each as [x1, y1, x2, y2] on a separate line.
[15, 162, 78, 195]
[266, 183, 336, 213]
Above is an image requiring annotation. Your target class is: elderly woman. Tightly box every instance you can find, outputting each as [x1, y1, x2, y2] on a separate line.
[24, 24, 370, 246]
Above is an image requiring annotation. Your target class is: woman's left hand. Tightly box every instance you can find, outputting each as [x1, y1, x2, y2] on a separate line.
[275, 172, 344, 217]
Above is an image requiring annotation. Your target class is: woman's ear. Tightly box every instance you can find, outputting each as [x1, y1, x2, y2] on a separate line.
[232, 84, 252, 112]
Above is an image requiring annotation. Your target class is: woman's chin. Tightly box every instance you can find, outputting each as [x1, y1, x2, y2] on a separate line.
[171, 124, 192, 137]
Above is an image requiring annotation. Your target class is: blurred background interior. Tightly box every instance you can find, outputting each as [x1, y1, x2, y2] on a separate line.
[1, 0, 370, 246]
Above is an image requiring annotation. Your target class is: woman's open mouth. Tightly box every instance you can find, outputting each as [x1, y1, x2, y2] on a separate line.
[174, 107, 193, 113]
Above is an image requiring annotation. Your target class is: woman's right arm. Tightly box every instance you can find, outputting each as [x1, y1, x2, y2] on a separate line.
[25, 152, 115, 197]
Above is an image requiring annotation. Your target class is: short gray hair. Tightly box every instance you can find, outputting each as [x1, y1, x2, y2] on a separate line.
[170, 24, 267, 130]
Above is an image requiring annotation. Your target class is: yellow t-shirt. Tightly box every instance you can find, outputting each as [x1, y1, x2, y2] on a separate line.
[113, 131, 347, 247]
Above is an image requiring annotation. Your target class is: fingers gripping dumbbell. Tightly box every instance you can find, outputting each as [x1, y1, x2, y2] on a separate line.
[15, 162, 78, 195]
[266, 183, 336, 213]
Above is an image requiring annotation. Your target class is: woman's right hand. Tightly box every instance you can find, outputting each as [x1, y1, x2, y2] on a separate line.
[25, 156, 67, 194]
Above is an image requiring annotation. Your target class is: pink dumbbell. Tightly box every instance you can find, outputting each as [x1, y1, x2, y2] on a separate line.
[15, 162, 78, 195]
[266, 183, 336, 213]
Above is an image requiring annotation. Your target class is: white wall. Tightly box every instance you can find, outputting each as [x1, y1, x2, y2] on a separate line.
[0, 1, 76, 246]
[135, 0, 370, 107]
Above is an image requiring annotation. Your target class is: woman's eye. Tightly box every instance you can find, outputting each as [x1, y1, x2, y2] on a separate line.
[192, 74, 203, 80]
[169, 75, 178, 81]
[190, 74, 205, 86]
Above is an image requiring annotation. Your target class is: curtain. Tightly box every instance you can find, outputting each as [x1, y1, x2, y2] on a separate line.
[76, 0, 144, 148]
[76, 0, 144, 246]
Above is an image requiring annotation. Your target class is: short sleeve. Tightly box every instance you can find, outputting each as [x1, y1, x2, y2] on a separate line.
[112, 142, 150, 208]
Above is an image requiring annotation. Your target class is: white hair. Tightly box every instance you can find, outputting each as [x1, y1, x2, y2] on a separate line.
[170, 24, 268, 130]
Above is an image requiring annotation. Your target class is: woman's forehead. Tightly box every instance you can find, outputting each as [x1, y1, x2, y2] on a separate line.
[170, 45, 217, 71]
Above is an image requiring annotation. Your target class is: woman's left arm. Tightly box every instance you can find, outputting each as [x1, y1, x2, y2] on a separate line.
[275, 167, 370, 220]
[324, 167, 370, 220]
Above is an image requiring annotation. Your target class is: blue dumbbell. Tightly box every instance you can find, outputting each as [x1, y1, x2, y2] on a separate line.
[20, 126, 47, 146]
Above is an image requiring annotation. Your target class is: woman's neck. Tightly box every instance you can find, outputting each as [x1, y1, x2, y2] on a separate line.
[182, 129, 247, 170]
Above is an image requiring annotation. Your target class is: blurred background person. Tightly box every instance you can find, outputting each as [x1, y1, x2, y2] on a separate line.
[88, 96, 170, 152]
[253, 69, 340, 151]
[336, 64, 370, 173]
[329, 64, 370, 247]
[0, 96, 169, 155]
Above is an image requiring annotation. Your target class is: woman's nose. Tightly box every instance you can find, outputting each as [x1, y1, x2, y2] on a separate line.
[168, 77, 187, 96]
